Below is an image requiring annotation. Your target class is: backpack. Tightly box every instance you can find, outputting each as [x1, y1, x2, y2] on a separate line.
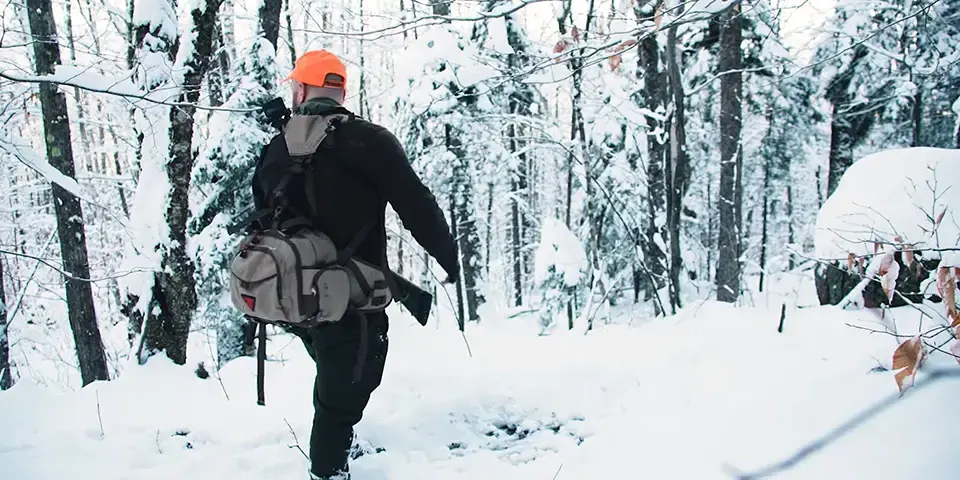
[227, 110, 396, 404]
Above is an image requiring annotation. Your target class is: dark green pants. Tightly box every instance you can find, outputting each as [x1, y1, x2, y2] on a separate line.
[289, 313, 388, 479]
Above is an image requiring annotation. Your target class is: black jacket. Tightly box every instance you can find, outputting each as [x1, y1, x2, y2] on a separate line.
[251, 97, 460, 281]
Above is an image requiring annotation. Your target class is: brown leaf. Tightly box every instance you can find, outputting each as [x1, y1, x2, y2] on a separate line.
[609, 54, 622, 71]
[654, 4, 663, 31]
[951, 341, 960, 366]
[553, 39, 569, 54]
[938, 267, 958, 327]
[903, 249, 915, 268]
[874, 242, 881, 254]
[935, 208, 946, 227]
[892, 336, 925, 394]
[847, 253, 856, 271]
[571, 26, 580, 42]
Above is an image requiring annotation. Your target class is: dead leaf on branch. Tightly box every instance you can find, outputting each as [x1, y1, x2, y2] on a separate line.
[892, 336, 926, 394]
[571, 26, 580, 42]
[553, 39, 570, 54]
[936, 267, 958, 327]
[903, 249, 915, 268]
[935, 208, 946, 227]
[951, 341, 960, 366]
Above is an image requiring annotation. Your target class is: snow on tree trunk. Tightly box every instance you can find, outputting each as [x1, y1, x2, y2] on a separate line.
[124, 0, 223, 366]
[0, 259, 12, 390]
[26, 0, 110, 385]
[715, 3, 743, 303]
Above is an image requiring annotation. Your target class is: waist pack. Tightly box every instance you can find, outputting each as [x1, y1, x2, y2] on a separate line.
[229, 227, 393, 327]
[227, 110, 395, 329]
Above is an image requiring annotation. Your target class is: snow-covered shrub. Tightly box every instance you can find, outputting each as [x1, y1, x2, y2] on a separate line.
[813, 147, 960, 307]
[533, 218, 587, 330]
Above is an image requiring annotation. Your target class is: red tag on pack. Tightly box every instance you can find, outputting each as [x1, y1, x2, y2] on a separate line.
[241, 294, 256, 311]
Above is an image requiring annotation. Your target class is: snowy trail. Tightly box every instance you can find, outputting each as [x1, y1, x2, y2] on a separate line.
[3, 301, 960, 479]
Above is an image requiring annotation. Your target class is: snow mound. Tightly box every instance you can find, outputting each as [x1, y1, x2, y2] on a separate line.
[815, 147, 960, 259]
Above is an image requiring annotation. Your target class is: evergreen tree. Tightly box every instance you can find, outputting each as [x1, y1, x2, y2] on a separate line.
[191, 38, 279, 367]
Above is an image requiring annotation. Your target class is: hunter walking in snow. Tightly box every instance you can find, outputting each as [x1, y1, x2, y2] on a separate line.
[247, 50, 460, 479]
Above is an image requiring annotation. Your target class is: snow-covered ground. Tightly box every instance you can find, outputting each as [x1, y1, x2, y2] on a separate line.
[4, 290, 960, 480]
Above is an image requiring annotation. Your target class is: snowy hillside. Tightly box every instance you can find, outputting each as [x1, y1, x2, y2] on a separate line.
[3, 298, 960, 480]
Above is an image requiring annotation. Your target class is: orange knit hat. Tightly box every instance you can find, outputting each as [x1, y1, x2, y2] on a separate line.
[283, 50, 347, 89]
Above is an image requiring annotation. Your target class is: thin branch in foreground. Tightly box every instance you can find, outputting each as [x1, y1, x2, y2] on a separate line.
[284, 418, 309, 460]
[727, 369, 960, 480]
[0, 248, 152, 283]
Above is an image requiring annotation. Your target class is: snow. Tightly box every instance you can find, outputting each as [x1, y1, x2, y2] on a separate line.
[132, 0, 178, 42]
[3, 300, 960, 479]
[533, 217, 587, 286]
[815, 147, 960, 259]
[485, 17, 515, 56]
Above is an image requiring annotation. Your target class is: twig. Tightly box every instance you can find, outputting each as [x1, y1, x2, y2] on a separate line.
[729, 369, 960, 480]
[96, 389, 104, 438]
[284, 418, 309, 460]
[155, 429, 163, 455]
[552, 462, 563, 480]
[0, 248, 152, 283]
[0, 70, 257, 113]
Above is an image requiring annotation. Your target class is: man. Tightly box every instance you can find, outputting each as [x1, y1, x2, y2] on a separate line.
[251, 50, 460, 479]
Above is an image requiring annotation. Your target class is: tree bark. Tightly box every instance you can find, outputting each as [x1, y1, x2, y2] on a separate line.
[27, 0, 110, 386]
[447, 125, 483, 323]
[283, 0, 297, 65]
[430, 0, 450, 16]
[258, 0, 282, 49]
[636, 0, 667, 312]
[715, 4, 743, 304]
[0, 258, 13, 390]
[448, 189, 466, 331]
[139, 0, 223, 366]
[665, 13, 688, 311]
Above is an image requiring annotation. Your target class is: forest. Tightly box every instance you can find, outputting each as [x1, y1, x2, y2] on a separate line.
[0, 0, 960, 480]
[1, 0, 959, 477]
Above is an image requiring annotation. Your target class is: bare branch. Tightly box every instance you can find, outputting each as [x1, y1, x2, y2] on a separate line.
[728, 369, 960, 480]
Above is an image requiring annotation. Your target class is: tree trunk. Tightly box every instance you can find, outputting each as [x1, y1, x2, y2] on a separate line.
[284, 0, 297, 66]
[446, 125, 483, 323]
[507, 118, 524, 306]
[27, 0, 110, 386]
[64, 0, 92, 172]
[665, 15, 688, 312]
[636, 0, 667, 313]
[139, 0, 223, 366]
[448, 191, 466, 331]
[430, 0, 450, 16]
[911, 86, 922, 147]
[715, 4, 743, 304]
[222, 0, 237, 62]
[759, 159, 770, 292]
[258, 0, 282, 49]
[1, 258, 13, 390]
